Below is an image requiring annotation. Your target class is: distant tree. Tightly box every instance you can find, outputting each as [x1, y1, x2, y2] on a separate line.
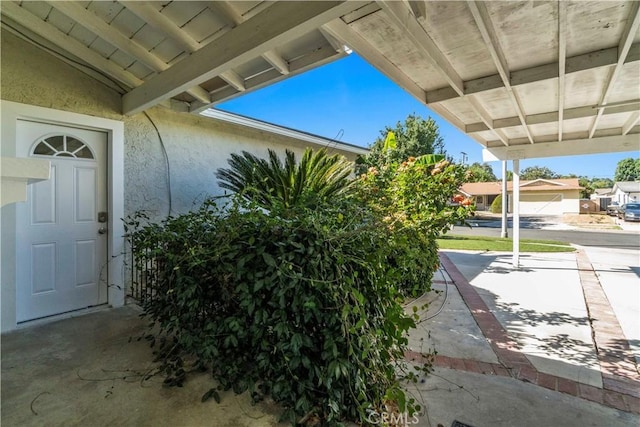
[590, 178, 614, 189]
[578, 177, 594, 199]
[614, 158, 640, 181]
[465, 162, 497, 182]
[356, 114, 445, 172]
[520, 166, 559, 180]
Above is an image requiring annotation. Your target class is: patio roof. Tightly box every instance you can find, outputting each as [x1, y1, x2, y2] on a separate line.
[2, 1, 638, 161]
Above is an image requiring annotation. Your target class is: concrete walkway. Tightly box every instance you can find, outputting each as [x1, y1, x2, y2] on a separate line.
[405, 248, 639, 426]
[2, 248, 638, 426]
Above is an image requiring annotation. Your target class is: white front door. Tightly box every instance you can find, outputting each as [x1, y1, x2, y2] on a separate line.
[16, 120, 108, 322]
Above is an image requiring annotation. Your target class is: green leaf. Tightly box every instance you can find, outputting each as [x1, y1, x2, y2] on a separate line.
[201, 388, 221, 404]
[262, 252, 276, 268]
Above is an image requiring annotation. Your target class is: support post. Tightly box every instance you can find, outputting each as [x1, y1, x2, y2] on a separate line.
[512, 159, 520, 268]
[501, 160, 508, 238]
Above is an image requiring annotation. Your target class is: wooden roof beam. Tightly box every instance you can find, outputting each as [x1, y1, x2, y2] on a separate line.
[377, 1, 464, 96]
[1, 1, 141, 90]
[589, 1, 640, 138]
[209, 0, 290, 75]
[426, 43, 640, 104]
[466, 102, 640, 133]
[557, 1, 567, 141]
[47, 1, 210, 104]
[122, 1, 364, 115]
[320, 19, 427, 106]
[467, 1, 533, 144]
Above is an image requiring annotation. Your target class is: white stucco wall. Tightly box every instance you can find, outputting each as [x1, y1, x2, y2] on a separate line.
[0, 30, 365, 331]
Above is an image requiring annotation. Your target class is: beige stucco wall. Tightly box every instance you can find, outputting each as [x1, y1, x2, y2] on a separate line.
[1, 29, 363, 220]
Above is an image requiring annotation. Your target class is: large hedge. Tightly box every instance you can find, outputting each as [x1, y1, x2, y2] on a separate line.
[126, 149, 473, 425]
[127, 198, 422, 424]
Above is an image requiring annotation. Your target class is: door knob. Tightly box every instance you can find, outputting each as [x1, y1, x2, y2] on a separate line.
[98, 227, 107, 235]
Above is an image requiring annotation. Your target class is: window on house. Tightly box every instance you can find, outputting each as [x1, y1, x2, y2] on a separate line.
[32, 135, 94, 159]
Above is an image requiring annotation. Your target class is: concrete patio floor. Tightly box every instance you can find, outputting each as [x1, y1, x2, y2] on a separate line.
[2, 247, 638, 426]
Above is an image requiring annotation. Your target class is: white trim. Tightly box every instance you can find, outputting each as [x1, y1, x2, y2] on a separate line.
[519, 178, 567, 187]
[0, 100, 124, 332]
[200, 109, 370, 155]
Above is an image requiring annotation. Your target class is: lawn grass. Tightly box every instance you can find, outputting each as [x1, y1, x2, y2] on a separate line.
[437, 234, 575, 252]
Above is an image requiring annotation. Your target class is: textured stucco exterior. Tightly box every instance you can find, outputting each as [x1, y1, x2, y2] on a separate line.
[1, 29, 363, 218]
[0, 29, 366, 331]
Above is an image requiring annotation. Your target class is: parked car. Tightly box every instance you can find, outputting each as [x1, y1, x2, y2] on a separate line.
[606, 201, 621, 215]
[618, 203, 640, 222]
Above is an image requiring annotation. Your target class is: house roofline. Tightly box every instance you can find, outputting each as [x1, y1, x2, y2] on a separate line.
[200, 108, 370, 156]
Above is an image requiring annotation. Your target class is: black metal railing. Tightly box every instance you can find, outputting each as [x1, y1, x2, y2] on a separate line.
[127, 235, 162, 305]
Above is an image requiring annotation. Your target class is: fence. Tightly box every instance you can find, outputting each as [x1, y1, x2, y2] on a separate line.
[127, 235, 162, 305]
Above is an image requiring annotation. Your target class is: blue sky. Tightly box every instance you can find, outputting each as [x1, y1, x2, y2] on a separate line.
[218, 53, 636, 179]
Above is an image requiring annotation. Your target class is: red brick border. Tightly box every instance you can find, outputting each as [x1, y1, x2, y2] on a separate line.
[403, 252, 640, 415]
[576, 250, 639, 387]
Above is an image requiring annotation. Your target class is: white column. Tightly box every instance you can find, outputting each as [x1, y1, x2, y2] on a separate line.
[512, 159, 520, 268]
[501, 160, 508, 238]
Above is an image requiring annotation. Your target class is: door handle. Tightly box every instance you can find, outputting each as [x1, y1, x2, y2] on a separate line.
[98, 227, 108, 235]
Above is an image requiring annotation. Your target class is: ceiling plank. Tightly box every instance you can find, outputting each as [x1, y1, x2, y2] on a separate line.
[588, 1, 640, 138]
[1, 1, 141, 89]
[557, 1, 567, 142]
[377, 0, 464, 96]
[467, 1, 533, 144]
[466, 102, 640, 133]
[622, 111, 640, 135]
[46, 1, 210, 103]
[122, 1, 364, 115]
[426, 43, 640, 104]
[321, 19, 427, 105]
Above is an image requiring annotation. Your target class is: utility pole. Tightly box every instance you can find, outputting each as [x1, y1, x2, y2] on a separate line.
[460, 151, 468, 165]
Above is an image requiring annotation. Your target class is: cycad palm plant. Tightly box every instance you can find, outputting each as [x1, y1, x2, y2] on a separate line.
[216, 148, 354, 209]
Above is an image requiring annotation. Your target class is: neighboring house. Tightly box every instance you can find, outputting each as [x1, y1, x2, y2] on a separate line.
[460, 178, 582, 215]
[591, 188, 614, 211]
[0, 31, 367, 332]
[611, 182, 640, 205]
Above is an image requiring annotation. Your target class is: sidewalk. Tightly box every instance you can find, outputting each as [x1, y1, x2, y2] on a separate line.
[404, 248, 640, 426]
[2, 249, 638, 426]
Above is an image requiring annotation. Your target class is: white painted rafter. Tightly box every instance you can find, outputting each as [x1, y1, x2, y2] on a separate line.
[589, 1, 640, 138]
[466, 102, 640, 133]
[557, 1, 567, 141]
[467, 1, 534, 144]
[120, 1, 199, 52]
[321, 19, 426, 103]
[122, 1, 364, 115]
[219, 70, 246, 92]
[1, 1, 142, 89]
[46, 1, 210, 103]
[426, 43, 640, 104]
[484, 134, 639, 161]
[209, 0, 290, 75]
[622, 111, 640, 135]
[468, 95, 509, 146]
[377, 1, 464, 96]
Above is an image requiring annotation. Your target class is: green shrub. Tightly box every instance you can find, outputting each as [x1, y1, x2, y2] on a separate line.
[490, 194, 503, 213]
[355, 156, 473, 296]
[126, 197, 426, 425]
[216, 148, 354, 210]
